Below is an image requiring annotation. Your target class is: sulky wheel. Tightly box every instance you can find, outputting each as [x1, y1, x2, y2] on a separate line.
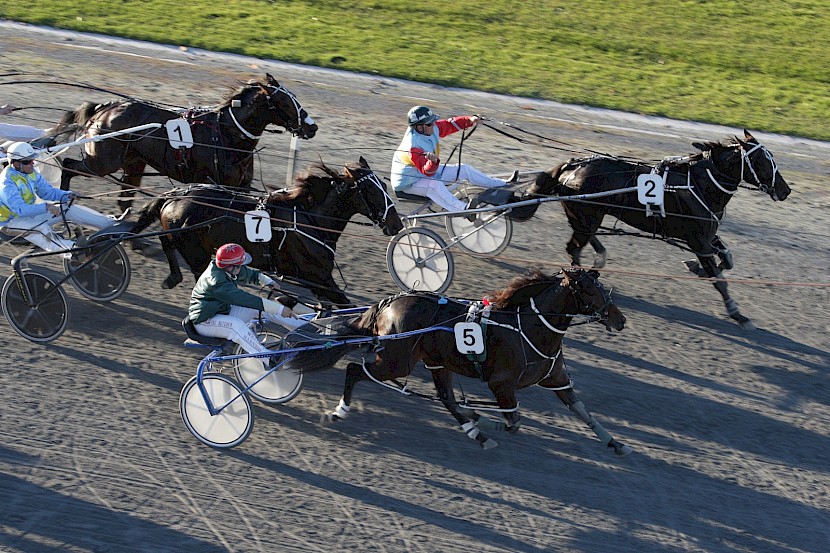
[1, 271, 69, 343]
[386, 227, 454, 293]
[445, 190, 513, 256]
[233, 339, 303, 405]
[179, 373, 254, 449]
[63, 241, 131, 302]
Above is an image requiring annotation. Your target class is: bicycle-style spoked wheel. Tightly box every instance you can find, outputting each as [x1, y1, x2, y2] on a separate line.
[179, 374, 254, 449]
[233, 339, 304, 404]
[1, 271, 69, 343]
[387, 227, 454, 293]
[63, 242, 131, 302]
[445, 190, 513, 256]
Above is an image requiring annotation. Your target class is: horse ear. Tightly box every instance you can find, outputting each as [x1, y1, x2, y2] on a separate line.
[266, 73, 278, 85]
[358, 156, 370, 169]
[691, 141, 711, 152]
[561, 267, 575, 285]
[319, 159, 340, 179]
[743, 129, 757, 143]
[587, 269, 600, 279]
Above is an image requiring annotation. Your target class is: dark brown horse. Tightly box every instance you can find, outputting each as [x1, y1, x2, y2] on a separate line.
[515, 130, 790, 329]
[129, 157, 403, 307]
[57, 74, 318, 210]
[296, 269, 629, 452]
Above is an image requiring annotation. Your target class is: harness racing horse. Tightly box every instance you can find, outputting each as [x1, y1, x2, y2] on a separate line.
[300, 269, 629, 452]
[129, 157, 403, 307]
[521, 130, 790, 328]
[57, 74, 318, 211]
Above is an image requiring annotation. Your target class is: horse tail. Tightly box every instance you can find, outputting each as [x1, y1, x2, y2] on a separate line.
[505, 164, 570, 222]
[283, 313, 373, 374]
[129, 197, 165, 234]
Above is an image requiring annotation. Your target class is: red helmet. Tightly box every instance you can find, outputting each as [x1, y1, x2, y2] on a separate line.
[215, 243, 252, 268]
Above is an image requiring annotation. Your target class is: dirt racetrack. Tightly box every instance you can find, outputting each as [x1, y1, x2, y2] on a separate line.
[1, 22, 829, 553]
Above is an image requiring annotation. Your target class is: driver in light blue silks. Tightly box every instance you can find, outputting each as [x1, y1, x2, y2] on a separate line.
[390, 105, 519, 213]
[0, 141, 115, 257]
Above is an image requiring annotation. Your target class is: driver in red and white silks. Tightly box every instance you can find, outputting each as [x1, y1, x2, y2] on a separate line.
[390, 105, 512, 212]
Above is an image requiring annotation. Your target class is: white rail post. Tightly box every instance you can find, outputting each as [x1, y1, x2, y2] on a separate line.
[286, 135, 300, 187]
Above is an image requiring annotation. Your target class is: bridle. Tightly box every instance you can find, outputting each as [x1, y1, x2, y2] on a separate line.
[263, 84, 314, 137]
[352, 170, 398, 231]
[567, 271, 615, 325]
[736, 142, 779, 195]
[227, 83, 314, 139]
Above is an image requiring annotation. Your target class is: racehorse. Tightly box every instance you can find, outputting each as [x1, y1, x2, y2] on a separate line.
[517, 130, 790, 328]
[129, 157, 403, 307]
[56, 74, 318, 211]
[297, 268, 630, 453]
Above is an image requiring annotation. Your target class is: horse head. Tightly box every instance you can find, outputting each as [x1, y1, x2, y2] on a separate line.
[258, 73, 318, 139]
[735, 130, 790, 201]
[693, 130, 790, 201]
[562, 268, 625, 332]
[335, 157, 404, 236]
[227, 74, 318, 140]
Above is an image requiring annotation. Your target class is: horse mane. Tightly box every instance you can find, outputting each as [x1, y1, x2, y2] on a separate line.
[490, 269, 562, 309]
[218, 76, 271, 108]
[267, 161, 337, 206]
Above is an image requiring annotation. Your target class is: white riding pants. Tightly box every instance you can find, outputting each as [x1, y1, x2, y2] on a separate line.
[195, 305, 306, 356]
[406, 163, 506, 212]
[2, 204, 115, 254]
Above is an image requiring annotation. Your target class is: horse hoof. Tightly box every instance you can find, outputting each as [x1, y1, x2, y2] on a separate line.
[162, 276, 182, 289]
[319, 413, 338, 425]
[592, 252, 607, 269]
[481, 438, 499, 450]
[507, 421, 522, 435]
[737, 318, 756, 330]
[475, 418, 506, 431]
[609, 440, 633, 456]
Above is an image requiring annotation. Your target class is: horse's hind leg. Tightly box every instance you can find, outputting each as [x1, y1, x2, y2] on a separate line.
[322, 360, 369, 424]
[158, 233, 184, 289]
[429, 367, 497, 450]
[119, 157, 146, 213]
[540, 354, 632, 456]
[588, 236, 607, 268]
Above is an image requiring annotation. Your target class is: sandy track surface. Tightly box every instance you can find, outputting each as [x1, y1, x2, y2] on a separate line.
[1, 22, 828, 553]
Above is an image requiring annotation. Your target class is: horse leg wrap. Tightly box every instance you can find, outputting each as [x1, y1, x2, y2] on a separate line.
[569, 400, 613, 446]
[725, 298, 740, 316]
[461, 421, 480, 440]
[332, 398, 350, 419]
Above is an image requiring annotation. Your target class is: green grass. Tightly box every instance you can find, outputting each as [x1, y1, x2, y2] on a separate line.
[3, 0, 829, 139]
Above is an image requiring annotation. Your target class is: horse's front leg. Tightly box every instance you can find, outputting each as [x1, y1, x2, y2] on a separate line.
[486, 374, 522, 434]
[712, 235, 733, 270]
[429, 367, 497, 450]
[60, 157, 86, 191]
[685, 253, 753, 329]
[540, 354, 632, 456]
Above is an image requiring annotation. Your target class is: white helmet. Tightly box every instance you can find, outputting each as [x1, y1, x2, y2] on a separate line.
[6, 141, 36, 162]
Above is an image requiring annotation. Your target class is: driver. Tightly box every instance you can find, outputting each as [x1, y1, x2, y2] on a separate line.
[189, 243, 304, 366]
[390, 105, 519, 215]
[0, 141, 116, 257]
